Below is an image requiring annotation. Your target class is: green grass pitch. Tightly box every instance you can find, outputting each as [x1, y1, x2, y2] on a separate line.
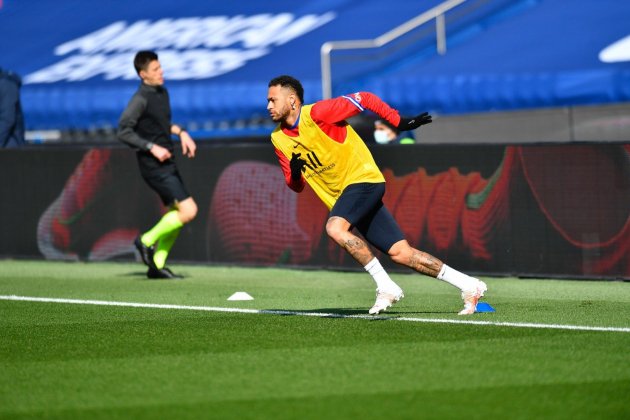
[1, 260, 629, 419]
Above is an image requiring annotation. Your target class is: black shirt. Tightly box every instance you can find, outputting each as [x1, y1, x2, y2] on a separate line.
[118, 83, 174, 171]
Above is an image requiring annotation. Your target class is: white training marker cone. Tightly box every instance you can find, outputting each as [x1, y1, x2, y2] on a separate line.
[227, 292, 254, 301]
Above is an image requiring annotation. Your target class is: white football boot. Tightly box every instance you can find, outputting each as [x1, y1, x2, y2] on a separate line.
[369, 288, 404, 315]
[458, 279, 488, 315]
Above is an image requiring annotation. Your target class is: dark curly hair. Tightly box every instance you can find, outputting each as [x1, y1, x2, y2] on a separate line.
[268, 75, 304, 103]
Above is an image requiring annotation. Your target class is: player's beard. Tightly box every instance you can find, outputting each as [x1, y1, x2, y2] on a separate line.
[271, 104, 291, 123]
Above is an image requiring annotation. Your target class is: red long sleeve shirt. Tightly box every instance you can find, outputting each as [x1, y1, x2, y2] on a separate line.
[273, 92, 402, 192]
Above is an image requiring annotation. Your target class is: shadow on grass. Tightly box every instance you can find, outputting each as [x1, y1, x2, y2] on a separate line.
[117, 270, 188, 281]
[263, 307, 454, 319]
[117, 271, 148, 278]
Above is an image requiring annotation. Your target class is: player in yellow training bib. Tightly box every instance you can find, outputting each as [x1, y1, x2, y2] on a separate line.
[267, 75, 488, 315]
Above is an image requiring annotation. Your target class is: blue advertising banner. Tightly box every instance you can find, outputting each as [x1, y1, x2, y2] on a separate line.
[1, 0, 629, 132]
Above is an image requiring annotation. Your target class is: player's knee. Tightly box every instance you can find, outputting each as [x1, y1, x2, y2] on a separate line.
[325, 221, 339, 240]
[187, 202, 198, 221]
[325, 218, 344, 242]
[179, 200, 198, 223]
[388, 241, 412, 265]
[390, 250, 407, 265]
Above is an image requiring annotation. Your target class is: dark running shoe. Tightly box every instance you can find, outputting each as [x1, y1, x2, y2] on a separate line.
[147, 266, 182, 279]
[134, 236, 156, 269]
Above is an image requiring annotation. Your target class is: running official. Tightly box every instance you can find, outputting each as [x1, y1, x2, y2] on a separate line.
[118, 50, 198, 279]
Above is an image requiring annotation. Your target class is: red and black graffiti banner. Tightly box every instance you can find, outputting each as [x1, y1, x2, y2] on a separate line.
[1, 143, 628, 279]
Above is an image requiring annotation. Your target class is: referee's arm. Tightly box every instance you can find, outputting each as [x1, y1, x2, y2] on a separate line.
[117, 94, 153, 151]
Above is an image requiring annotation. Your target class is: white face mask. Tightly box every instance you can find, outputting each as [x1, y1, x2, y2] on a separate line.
[374, 130, 390, 144]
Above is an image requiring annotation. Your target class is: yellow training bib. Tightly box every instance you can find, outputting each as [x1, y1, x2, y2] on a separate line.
[271, 104, 384, 210]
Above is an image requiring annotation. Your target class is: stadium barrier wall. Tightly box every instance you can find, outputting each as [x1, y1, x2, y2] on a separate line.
[1, 142, 628, 279]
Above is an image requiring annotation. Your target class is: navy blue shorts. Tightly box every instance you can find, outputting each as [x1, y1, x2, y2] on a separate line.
[329, 182, 404, 253]
[140, 163, 191, 206]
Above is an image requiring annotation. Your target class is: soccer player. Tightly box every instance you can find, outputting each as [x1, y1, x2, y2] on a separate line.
[266, 75, 487, 315]
[118, 50, 198, 279]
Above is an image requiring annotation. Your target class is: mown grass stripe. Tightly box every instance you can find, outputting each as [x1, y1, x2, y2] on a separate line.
[2, 294, 629, 333]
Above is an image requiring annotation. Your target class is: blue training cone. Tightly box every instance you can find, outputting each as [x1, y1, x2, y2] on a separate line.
[475, 302, 496, 313]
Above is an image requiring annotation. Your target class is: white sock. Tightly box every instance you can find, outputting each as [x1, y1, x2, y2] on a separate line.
[364, 258, 401, 293]
[437, 264, 477, 291]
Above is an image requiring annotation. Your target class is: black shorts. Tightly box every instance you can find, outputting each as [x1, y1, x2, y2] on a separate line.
[139, 161, 191, 206]
[329, 182, 404, 253]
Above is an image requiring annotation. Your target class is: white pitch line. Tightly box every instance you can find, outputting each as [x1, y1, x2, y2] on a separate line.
[2, 295, 629, 333]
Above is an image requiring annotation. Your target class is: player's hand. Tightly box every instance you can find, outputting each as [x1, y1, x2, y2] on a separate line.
[290, 152, 307, 181]
[180, 131, 196, 158]
[150, 144, 172, 162]
[397, 112, 432, 131]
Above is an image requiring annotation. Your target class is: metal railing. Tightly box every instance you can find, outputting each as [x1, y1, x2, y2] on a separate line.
[320, 0, 467, 99]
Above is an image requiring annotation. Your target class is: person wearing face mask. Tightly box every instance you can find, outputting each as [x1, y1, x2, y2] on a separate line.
[374, 119, 416, 145]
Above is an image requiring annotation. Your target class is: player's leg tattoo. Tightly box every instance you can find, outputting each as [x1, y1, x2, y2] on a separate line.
[326, 216, 374, 266]
[342, 236, 374, 266]
[408, 250, 442, 277]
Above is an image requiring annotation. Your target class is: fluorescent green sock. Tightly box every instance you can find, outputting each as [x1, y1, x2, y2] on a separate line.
[153, 227, 181, 269]
[140, 210, 183, 247]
